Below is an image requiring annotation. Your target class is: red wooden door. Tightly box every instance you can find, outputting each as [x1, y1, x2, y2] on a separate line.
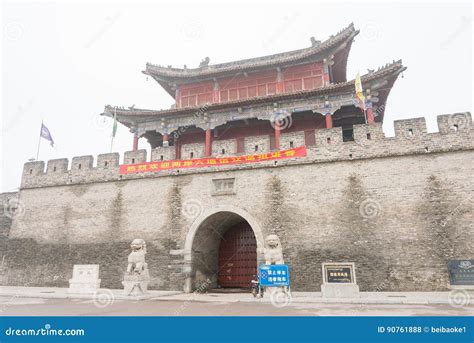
[218, 222, 257, 288]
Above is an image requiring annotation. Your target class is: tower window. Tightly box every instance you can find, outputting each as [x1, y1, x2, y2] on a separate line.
[160, 155, 164, 161]
[366, 133, 371, 140]
[104, 161, 108, 167]
[190, 152, 194, 158]
[327, 137, 331, 144]
[453, 124, 459, 132]
[342, 128, 354, 142]
[131, 158, 135, 164]
[78, 164, 82, 170]
[221, 149, 225, 154]
[408, 129, 413, 136]
[289, 141, 294, 148]
[254, 145, 259, 151]
[236, 137, 245, 154]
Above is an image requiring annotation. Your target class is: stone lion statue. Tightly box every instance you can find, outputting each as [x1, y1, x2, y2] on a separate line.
[126, 238, 148, 275]
[263, 234, 284, 265]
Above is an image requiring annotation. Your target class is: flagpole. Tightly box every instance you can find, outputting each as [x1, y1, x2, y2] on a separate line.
[36, 120, 43, 160]
[110, 107, 116, 153]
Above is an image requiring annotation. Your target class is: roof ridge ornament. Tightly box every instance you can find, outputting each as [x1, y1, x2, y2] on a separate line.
[310, 36, 321, 47]
[199, 57, 210, 68]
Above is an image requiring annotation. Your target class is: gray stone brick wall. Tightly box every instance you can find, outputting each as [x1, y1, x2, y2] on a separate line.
[280, 131, 305, 149]
[0, 192, 18, 241]
[212, 139, 236, 156]
[151, 147, 176, 161]
[245, 135, 270, 153]
[0, 192, 19, 284]
[181, 143, 204, 159]
[1, 113, 473, 292]
[123, 149, 147, 165]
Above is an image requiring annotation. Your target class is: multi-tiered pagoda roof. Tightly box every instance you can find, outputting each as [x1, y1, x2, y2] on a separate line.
[102, 23, 405, 154]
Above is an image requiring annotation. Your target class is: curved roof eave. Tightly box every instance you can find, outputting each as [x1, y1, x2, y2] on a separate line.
[103, 60, 406, 125]
[143, 23, 358, 83]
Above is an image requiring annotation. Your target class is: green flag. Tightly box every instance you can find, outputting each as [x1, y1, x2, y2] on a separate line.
[112, 108, 117, 138]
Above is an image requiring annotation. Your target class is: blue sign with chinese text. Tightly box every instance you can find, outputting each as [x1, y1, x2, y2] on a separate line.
[259, 264, 290, 286]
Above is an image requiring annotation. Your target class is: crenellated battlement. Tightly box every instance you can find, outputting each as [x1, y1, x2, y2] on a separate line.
[20, 113, 473, 189]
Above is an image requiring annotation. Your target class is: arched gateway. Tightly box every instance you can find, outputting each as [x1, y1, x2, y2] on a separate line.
[183, 206, 265, 293]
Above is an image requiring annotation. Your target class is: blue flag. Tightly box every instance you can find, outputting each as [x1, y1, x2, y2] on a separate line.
[40, 123, 55, 147]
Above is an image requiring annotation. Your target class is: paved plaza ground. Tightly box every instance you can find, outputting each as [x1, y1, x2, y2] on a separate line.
[1, 296, 472, 316]
[0, 287, 472, 316]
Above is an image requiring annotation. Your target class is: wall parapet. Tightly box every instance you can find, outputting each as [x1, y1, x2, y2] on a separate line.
[20, 113, 473, 189]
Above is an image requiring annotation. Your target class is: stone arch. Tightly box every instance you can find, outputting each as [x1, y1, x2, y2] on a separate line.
[183, 205, 265, 292]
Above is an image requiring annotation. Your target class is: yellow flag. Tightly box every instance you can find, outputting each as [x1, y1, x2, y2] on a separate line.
[355, 72, 366, 110]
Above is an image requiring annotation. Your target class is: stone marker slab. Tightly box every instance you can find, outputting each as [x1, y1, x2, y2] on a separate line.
[321, 262, 359, 298]
[448, 260, 474, 289]
[68, 264, 101, 294]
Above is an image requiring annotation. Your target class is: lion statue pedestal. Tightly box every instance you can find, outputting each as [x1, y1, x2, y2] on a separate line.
[122, 239, 150, 296]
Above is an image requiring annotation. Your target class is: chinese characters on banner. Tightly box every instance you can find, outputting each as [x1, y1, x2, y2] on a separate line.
[259, 264, 290, 287]
[119, 146, 307, 175]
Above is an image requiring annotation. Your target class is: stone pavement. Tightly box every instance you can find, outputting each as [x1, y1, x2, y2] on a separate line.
[0, 286, 180, 301]
[0, 286, 469, 305]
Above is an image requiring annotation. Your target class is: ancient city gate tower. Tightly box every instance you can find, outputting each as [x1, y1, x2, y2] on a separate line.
[2, 23, 473, 293]
[101, 23, 407, 291]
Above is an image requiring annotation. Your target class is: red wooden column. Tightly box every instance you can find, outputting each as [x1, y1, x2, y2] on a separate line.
[366, 106, 374, 124]
[212, 80, 220, 103]
[175, 85, 181, 108]
[205, 128, 212, 156]
[276, 67, 284, 94]
[130, 127, 139, 151]
[163, 133, 169, 147]
[366, 93, 374, 124]
[175, 138, 181, 160]
[132, 134, 139, 151]
[323, 58, 332, 86]
[325, 114, 333, 129]
[274, 121, 281, 150]
[324, 101, 333, 128]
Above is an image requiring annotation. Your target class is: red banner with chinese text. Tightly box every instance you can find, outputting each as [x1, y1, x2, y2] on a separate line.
[119, 146, 307, 175]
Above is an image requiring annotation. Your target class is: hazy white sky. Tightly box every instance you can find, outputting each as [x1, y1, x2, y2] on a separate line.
[1, 1, 472, 192]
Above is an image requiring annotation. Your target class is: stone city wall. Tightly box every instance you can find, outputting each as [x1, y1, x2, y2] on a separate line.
[1, 113, 472, 292]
